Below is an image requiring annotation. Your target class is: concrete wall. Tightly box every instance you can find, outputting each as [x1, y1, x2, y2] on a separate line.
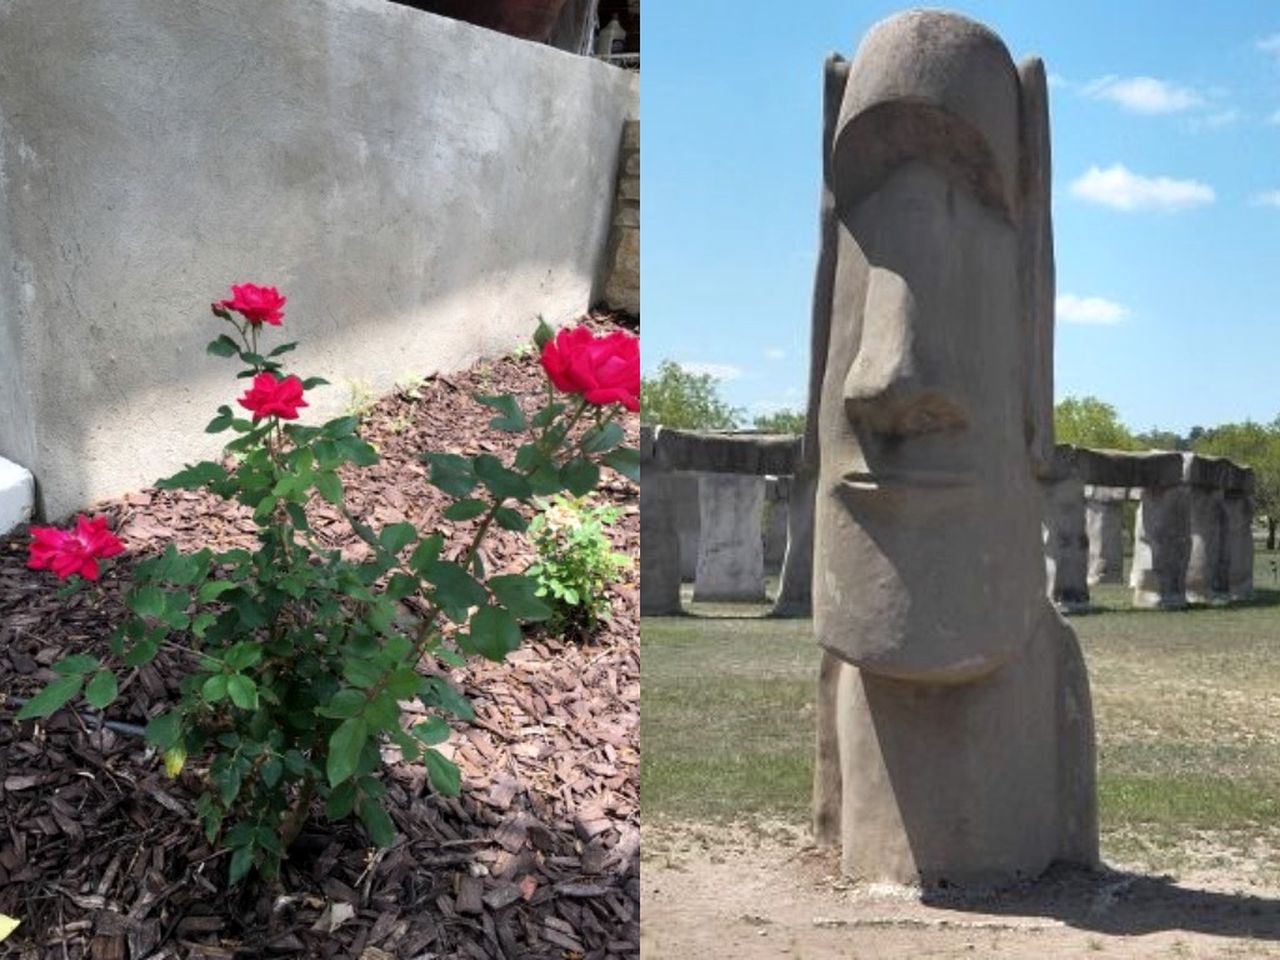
[0, 0, 639, 519]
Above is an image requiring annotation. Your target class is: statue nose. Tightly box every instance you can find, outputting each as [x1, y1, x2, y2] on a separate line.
[843, 269, 968, 437]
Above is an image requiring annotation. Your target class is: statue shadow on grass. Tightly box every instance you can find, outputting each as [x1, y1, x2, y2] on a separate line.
[921, 862, 1280, 941]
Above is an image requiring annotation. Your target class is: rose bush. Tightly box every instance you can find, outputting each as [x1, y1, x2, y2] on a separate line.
[20, 289, 639, 884]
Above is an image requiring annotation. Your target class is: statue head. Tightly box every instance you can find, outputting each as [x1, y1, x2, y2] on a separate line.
[812, 11, 1055, 683]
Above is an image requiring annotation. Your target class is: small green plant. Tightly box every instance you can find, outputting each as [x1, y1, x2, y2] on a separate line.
[343, 378, 378, 420]
[526, 494, 630, 638]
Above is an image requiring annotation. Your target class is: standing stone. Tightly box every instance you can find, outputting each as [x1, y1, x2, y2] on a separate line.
[603, 119, 640, 315]
[762, 477, 790, 574]
[1186, 486, 1225, 604]
[810, 12, 1096, 888]
[1221, 493, 1255, 601]
[671, 474, 701, 581]
[773, 468, 815, 618]
[693, 474, 766, 602]
[1085, 487, 1126, 585]
[1130, 485, 1190, 609]
[1042, 468, 1089, 613]
[639, 427, 682, 615]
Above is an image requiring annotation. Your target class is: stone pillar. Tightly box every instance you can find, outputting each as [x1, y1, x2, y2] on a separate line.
[603, 119, 639, 315]
[1186, 486, 1225, 604]
[1130, 485, 1190, 609]
[693, 474, 766, 602]
[1221, 494, 1255, 601]
[1043, 474, 1089, 612]
[773, 468, 815, 618]
[1084, 486, 1126, 586]
[762, 477, 790, 574]
[639, 427, 682, 615]
[671, 473, 701, 582]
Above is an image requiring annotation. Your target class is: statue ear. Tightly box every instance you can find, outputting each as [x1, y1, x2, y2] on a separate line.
[802, 54, 849, 470]
[1018, 56, 1055, 477]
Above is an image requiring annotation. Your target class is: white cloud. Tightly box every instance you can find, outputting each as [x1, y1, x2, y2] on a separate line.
[1047, 73, 1069, 89]
[678, 361, 743, 381]
[1056, 294, 1130, 325]
[1252, 190, 1280, 208]
[1191, 107, 1244, 130]
[1081, 75, 1204, 114]
[1070, 164, 1215, 212]
[1258, 33, 1280, 57]
[763, 347, 786, 361]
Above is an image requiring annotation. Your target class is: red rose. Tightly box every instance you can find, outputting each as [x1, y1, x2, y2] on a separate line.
[28, 514, 124, 581]
[539, 326, 640, 412]
[219, 283, 287, 326]
[238, 372, 309, 422]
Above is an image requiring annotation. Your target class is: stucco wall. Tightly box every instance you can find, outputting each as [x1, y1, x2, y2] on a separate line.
[0, 0, 639, 519]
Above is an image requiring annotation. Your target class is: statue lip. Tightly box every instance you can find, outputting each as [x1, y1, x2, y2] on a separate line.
[840, 468, 976, 490]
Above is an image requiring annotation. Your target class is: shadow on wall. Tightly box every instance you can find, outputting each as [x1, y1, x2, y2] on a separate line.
[0, 0, 638, 520]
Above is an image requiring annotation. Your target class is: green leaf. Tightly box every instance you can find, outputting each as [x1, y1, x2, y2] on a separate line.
[285, 501, 310, 531]
[228, 845, 255, 885]
[206, 406, 235, 434]
[473, 454, 532, 500]
[489, 574, 553, 622]
[191, 612, 218, 638]
[84, 670, 118, 710]
[359, 798, 396, 847]
[225, 643, 262, 671]
[602, 446, 640, 482]
[207, 334, 239, 358]
[53, 655, 100, 677]
[203, 674, 229, 703]
[444, 498, 488, 521]
[198, 580, 239, 603]
[412, 716, 451, 746]
[317, 689, 367, 719]
[314, 471, 343, 505]
[144, 712, 183, 750]
[580, 421, 625, 454]
[423, 453, 477, 498]
[156, 461, 230, 492]
[531, 402, 567, 429]
[476, 393, 527, 432]
[261, 757, 283, 788]
[123, 638, 159, 668]
[461, 606, 522, 662]
[303, 376, 330, 390]
[408, 534, 444, 575]
[425, 749, 462, 797]
[560, 458, 600, 496]
[322, 415, 359, 437]
[268, 341, 298, 357]
[493, 507, 528, 532]
[326, 781, 357, 819]
[15, 675, 84, 720]
[336, 436, 379, 467]
[227, 675, 258, 710]
[435, 647, 467, 669]
[379, 522, 418, 555]
[533, 316, 555, 351]
[422, 561, 488, 622]
[327, 717, 369, 787]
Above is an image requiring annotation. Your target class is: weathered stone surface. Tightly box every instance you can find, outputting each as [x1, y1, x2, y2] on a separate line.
[1221, 494, 1255, 602]
[1130, 485, 1190, 609]
[773, 468, 815, 618]
[639, 427, 681, 615]
[762, 478, 789, 572]
[1085, 491, 1125, 585]
[1043, 475, 1089, 612]
[656, 430, 799, 477]
[604, 227, 639, 315]
[671, 473, 701, 582]
[1052, 446, 1184, 489]
[811, 11, 1096, 888]
[693, 474, 765, 603]
[1184, 453, 1254, 493]
[1186, 486, 1224, 604]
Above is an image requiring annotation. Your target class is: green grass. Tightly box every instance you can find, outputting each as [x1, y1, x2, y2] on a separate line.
[643, 549, 1280, 869]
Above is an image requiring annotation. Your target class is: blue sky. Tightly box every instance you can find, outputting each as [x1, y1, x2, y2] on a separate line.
[642, 1, 1280, 435]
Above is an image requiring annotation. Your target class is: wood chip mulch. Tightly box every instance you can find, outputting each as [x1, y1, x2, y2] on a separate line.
[0, 313, 640, 959]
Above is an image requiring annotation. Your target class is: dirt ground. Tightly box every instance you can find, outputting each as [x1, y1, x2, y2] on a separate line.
[641, 821, 1280, 959]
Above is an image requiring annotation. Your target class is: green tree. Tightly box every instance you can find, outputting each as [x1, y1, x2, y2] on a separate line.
[1132, 427, 1188, 451]
[1054, 396, 1140, 451]
[640, 360, 741, 430]
[752, 409, 805, 435]
[1193, 420, 1280, 549]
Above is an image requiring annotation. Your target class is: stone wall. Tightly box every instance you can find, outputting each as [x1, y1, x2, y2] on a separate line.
[0, 0, 639, 519]
[602, 120, 640, 314]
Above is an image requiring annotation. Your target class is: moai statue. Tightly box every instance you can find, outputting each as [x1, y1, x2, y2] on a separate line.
[810, 11, 1097, 887]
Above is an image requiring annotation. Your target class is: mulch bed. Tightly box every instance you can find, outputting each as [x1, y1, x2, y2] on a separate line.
[0, 313, 639, 959]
